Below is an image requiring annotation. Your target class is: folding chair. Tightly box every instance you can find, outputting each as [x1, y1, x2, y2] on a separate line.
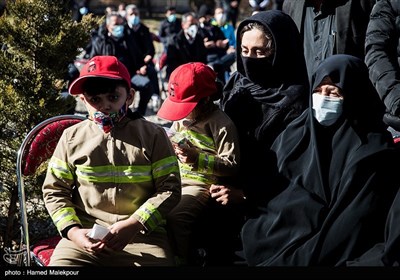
[16, 114, 86, 266]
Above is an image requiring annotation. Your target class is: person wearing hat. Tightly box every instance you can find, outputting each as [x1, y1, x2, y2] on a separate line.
[42, 55, 181, 266]
[157, 62, 241, 265]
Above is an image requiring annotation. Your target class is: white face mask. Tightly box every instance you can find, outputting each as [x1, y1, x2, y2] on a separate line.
[186, 24, 198, 39]
[312, 93, 343, 126]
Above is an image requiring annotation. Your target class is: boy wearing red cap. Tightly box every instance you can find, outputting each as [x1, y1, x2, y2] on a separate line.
[157, 62, 241, 265]
[42, 55, 181, 266]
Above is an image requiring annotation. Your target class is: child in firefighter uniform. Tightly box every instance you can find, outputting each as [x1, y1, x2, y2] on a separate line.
[42, 55, 181, 266]
[157, 62, 240, 265]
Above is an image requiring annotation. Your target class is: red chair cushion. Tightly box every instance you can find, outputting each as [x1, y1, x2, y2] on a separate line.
[31, 235, 62, 266]
[23, 119, 82, 176]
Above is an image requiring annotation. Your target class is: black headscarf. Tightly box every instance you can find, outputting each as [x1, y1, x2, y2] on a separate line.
[241, 54, 400, 266]
[219, 10, 309, 202]
[221, 10, 309, 144]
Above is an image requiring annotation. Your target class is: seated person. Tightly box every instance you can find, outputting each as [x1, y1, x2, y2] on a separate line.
[241, 54, 400, 266]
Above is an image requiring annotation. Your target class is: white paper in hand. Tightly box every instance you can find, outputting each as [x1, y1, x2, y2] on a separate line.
[87, 224, 110, 241]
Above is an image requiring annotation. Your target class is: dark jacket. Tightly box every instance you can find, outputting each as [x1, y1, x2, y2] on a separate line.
[126, 23, 155, 61]
[283, 0, 375, 60]
[165, 30, 208, 79]
[365, 0, 400, 131]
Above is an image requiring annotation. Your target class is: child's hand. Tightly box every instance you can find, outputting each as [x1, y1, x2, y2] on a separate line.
[104, 217, 144, 251]
[174, 143, 198, 164]
[68, 226, 106, 254]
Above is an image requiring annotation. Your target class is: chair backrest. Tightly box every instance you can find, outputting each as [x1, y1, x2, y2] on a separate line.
[16, 114, 86, 266]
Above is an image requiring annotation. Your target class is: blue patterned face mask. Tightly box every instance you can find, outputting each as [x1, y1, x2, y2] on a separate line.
[89, 104, 128, 133]
[111, 25, 124, 39]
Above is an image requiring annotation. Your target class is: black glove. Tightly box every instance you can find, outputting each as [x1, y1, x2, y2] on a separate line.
[383, 112, 400, 132]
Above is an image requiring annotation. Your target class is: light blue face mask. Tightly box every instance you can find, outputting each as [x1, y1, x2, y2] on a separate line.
[129, 15, 140, 26]
[312, 93, 344, 126]
[112, 25, 124, 39]
[167, 14, 176, 23]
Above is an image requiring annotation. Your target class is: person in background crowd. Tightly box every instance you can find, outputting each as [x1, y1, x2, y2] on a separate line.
[43, 55, 181, 266]
[117, 2, 126, 18]
[249, 0, 272, 14]
[210, 6, 236, 83]
[158, 6, 182, 52]
[157, 62, 240, 266]
[218, 10, 309, 210]
[219, 0, 241, 28]
[156, 6, 183, 94]
[197, 5, 230, 83]
[158, 6, 182, 53]
[364, 0, 400, 134]
[241, 54, 400, 266]
[67, 0, 89, 22]
[125, 4, 161, 115]
[165, 12, 208, 82]
[282, 0, 376, 83]
[104, 5, 116, 15]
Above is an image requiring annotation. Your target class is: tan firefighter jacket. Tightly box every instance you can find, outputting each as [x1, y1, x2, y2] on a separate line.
[169, 105, 240, 187]
[42, 116, 181, 235]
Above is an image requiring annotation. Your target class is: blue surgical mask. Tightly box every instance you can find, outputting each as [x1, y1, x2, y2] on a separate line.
[111, 25, 124, 39]
[312, 93, 343, 126]
[167, 14, 176, 23]
[129, 15, 140, 26]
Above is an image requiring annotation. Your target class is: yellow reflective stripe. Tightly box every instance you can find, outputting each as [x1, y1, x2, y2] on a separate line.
[152, 155, 180, 178]
[49, 156, 74, 180]
[179, 163, 217, 184]
[75, 164, 152, 183]
[135, 202, 164, 232]
[181, 130, 215, 152]
[198, 153, 215, 175]
[52, 207, 81, 232]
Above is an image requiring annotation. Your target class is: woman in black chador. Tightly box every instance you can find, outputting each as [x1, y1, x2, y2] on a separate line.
[241, 54, 400, 266]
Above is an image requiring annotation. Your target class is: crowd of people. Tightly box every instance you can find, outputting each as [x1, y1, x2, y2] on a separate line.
[36, 0, 400, 268]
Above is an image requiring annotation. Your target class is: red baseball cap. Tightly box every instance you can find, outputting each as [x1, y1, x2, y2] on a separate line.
[68, 55, 131, 95]
[157, 62, 217, 121]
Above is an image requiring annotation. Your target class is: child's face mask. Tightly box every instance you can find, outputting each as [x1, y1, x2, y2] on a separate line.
[88, 104, 128, 133]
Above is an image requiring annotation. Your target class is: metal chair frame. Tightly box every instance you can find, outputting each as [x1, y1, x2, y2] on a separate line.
[16, 114, 86, 266]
